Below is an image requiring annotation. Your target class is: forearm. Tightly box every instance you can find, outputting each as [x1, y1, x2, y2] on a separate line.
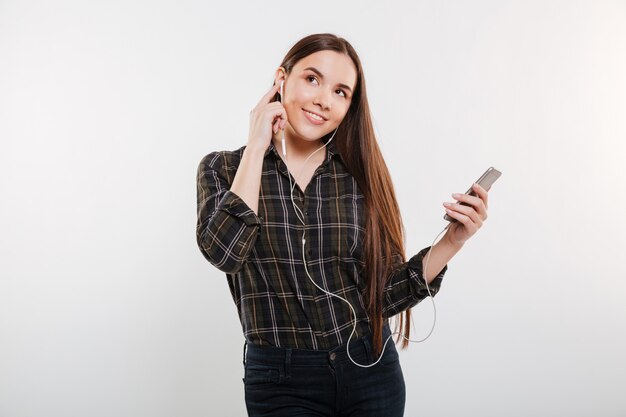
[230, 146, 265, 215]
[422, 231, 464, 284]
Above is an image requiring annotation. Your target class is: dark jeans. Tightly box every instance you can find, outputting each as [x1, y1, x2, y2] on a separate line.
[242, 325, 406, 416]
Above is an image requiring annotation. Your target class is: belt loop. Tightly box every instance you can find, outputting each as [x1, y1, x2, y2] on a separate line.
[243, 340, 247, 366]
[363, 335, 372, 363]
[284, 348, 292, 380]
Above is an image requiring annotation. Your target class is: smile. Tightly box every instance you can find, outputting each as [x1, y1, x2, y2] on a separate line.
[302, 109, 326, 125]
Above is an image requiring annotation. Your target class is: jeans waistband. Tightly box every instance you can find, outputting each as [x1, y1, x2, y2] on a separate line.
[243, 325, 394, 368]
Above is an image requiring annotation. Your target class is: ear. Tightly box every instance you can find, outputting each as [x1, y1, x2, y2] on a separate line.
[274, 67, 286, 87]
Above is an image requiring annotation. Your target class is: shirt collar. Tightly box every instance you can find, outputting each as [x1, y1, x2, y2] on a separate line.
[264, 136, 342, 165]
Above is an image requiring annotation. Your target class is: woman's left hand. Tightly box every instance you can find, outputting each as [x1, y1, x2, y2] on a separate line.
[443, 183, 489, 246]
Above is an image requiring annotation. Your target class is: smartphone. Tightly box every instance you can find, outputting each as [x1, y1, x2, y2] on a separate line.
[443, 166, 502, 223]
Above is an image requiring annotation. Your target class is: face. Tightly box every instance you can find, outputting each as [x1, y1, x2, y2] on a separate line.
[275, 50, 357, 143]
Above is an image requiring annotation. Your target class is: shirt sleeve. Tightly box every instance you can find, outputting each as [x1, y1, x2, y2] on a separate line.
[381, 246, 447, 318]
[196, 151, 262, 274]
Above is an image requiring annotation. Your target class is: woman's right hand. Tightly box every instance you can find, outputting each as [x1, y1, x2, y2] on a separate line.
[247, 82, 288, 153]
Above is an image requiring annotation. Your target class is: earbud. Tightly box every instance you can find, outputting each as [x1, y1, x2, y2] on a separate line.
[279, 80, 284, 100]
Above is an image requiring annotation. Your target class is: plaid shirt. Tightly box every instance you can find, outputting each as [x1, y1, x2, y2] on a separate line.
[196, 138, 448, 350]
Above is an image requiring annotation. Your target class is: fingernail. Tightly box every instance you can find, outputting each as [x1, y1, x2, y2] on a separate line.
[452, 193, 461, 198]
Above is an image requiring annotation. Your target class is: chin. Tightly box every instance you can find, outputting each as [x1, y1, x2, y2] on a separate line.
[303, 124, 338, 139]
[287, 126, 323, 142]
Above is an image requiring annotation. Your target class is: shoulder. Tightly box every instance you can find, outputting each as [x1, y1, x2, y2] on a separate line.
[197, 144, 248, 174]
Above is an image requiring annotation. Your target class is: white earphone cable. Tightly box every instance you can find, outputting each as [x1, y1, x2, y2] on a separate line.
[281, 126, 450, 367]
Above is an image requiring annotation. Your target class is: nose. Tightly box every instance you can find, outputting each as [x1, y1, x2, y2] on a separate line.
[314, 89, 332, 111]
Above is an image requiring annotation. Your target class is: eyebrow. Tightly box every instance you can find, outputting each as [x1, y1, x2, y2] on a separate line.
[303, 66, 353, 93]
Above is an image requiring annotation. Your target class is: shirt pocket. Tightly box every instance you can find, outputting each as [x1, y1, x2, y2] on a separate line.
[319, 193, 365, 268]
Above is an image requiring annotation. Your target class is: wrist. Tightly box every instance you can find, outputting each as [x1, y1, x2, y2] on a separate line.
[244, 143, 268, 159]
[444, 228, 465, 249]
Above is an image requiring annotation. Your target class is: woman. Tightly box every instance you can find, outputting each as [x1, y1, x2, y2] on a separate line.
[196, 33, 489, 416]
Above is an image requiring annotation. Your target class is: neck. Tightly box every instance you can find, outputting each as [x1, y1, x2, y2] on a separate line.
[272, 127, 324, 160]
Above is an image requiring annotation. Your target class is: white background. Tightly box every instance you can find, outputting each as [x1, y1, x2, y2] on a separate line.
[1, 1, 625, 416]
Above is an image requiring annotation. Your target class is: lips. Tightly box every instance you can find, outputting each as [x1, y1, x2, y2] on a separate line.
[302, 109, 327, 125]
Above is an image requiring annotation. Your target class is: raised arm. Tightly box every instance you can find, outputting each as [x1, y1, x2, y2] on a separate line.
[195, 77, 291, 273]
[195, 149, 264, 274]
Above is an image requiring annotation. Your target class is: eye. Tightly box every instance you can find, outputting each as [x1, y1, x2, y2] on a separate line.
[306, 75, 348, 98]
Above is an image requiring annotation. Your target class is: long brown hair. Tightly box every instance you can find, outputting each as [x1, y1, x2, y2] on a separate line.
[272, 33, 411, 356]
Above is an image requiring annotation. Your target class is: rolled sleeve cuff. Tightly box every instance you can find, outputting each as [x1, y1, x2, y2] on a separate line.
[217, 190, 263, 227]
[408, 246, 448, 296]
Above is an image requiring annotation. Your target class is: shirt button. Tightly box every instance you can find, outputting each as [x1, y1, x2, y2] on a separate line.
[330, 352, 336, 360]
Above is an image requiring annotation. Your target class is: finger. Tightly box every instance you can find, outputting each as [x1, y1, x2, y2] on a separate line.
[452, 189, 487, 217]
[256, 83, 281, 108]
[444, 201, 482, 226]
[471, 183, 489, 210]
[276, 106, 287, 129]
[272, 107, 288, 133]
[444, 207, 473, 226]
